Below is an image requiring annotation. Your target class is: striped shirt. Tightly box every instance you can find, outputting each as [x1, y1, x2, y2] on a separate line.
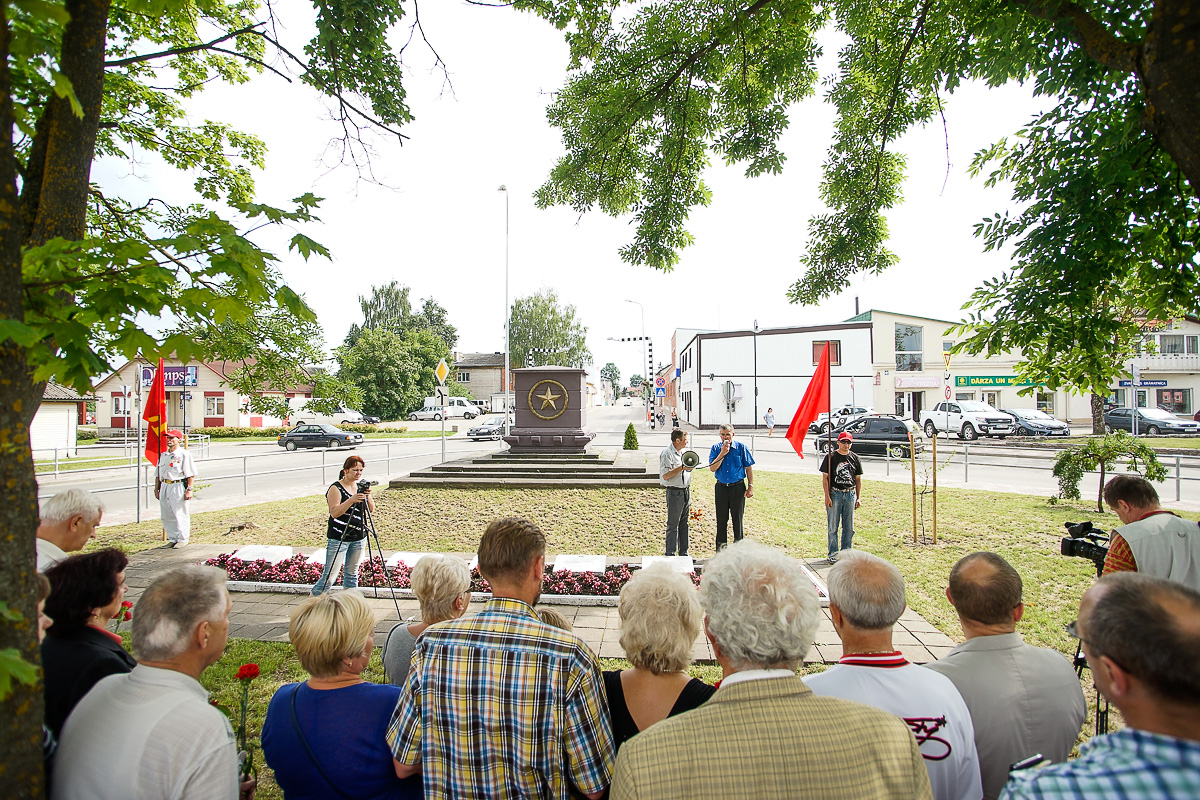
[1000, 728, 1200, 800]
[387, 597, 613, 800]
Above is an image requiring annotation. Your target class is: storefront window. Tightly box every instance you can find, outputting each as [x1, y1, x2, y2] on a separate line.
[1036, 392, 1054, 414]
[1157, 389, 1192, 413]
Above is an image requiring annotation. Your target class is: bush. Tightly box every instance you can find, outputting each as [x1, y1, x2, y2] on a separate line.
[1052, 431, 1167, 511]
[337, 424, 384, 434]
[623, 422, 639, 450]
[192, 424, 385, 438]
[76, 428, 99, 441]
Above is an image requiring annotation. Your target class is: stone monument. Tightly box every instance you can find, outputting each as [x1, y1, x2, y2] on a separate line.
[503, 366, 596, 454]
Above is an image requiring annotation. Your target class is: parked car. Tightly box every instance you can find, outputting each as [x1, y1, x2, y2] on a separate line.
[277, 424, 364, 451]
[421, 396, 481, 419]
[809, 405, 875, 434]
[409, 405, 445, 421]
[291, 403, 367, 426]
[360, 414, 381, 424]
[467, 417, 506, 441]
[814, 415, 923, 458]
[623, 399, 632, 406]
[1001, 408, 1071, 437]
[1194, 409, 1200, 422]
[920, 401, 1014, 440]
[1104, 407, 1200, 435]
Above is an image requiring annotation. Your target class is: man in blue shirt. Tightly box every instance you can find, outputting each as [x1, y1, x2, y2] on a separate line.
[1000, 573, 1200, 800]
[708, 424, 755, 550]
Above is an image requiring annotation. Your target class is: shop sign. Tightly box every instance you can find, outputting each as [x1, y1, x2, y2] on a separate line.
[955, 375, 1037, 387]
[894, 375, 940, 388]
[1118, 379, 1168, 387]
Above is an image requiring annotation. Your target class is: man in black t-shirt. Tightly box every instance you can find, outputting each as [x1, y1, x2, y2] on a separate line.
[819, 432, 863, 564]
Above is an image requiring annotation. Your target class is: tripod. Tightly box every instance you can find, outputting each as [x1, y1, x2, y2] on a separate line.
[321, 489, 401, 619]
[1074, 557, 1110, 736]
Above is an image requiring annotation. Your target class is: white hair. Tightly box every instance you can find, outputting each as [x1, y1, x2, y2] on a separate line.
[411, 555, 472, 624]
[41, 489, 104, 525]
[825, 550, 906, 630]
[133, 566, 228, 661]
[618, 562, 703, 674]
[699, 540, 818, 671]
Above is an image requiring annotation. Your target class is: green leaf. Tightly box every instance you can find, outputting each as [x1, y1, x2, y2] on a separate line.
[0, 648, 40, 701]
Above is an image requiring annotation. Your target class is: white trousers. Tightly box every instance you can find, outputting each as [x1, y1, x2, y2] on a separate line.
[159, 482, 190, 543]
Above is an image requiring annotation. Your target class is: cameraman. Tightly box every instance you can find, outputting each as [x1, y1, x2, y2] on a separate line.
[1101, 475, 1200, 591]
[312, 456, 375, 596]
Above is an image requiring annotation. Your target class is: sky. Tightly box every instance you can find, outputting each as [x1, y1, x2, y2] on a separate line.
[92, 1, 1049, 387]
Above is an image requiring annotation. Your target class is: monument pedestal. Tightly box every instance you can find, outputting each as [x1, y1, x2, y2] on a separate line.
[503, 366, 595, 454]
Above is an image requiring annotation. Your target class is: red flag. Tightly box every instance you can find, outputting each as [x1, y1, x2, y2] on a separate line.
[142, 358, 167, 465]
[785, 342, 831, 459]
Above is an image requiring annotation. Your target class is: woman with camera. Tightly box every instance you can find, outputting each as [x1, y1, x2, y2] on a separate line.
[312, 456, 375, 596]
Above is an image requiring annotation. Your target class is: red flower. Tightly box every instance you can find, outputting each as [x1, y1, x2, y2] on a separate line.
[235, 663, 260, 681]
[121, 601, 133, 610]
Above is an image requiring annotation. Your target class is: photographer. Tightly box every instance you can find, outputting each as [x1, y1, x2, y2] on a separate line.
[312, 456, 375, 596]
[1100, 475, 1200, 591]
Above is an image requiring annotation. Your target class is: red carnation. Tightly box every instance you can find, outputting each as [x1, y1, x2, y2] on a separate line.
[235, 663, 260, 681]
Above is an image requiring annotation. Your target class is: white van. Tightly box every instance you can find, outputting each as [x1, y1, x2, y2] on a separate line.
[291, 403, 366, 426]
[420, 396, 481, 419]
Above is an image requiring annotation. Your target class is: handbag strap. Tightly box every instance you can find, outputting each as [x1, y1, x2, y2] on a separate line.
[288, 684, 357, 800]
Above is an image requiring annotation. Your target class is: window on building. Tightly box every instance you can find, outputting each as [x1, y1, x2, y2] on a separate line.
[1112, 388, 1126, 407]
[956, 392, 975, 401]
[812, 340, 842, 366]
[1137, 389, 1147, 407]
[205, 396, 225, 416]
[112, 394, 129, 416]
[1160, 334, 1185, 354]
[1188, 336, 1199, 355]
[457, 371, 470, 383]
[1036, 392, 1054, 414]
[1157, 388, 1192, 414]
[895, 324, 923, 371]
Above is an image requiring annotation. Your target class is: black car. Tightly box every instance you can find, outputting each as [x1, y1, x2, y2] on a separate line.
[1104, 407, 1200, 435]
[814, 414, 924, 458]
[467, 417, 506, 441]
[361, 414, 381, 424]
[277, 424, 364, 451]
[1001, 408, 1071, 437]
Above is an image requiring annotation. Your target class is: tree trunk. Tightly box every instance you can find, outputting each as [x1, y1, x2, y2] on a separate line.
[1141, 0, 1200, 199]
[1090, 393, 1106, 435]
[1096, 462, 1107, 514]
[0, 7, 47, 796]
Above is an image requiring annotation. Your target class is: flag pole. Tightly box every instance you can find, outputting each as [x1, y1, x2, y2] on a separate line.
[825, 341, 833, 454]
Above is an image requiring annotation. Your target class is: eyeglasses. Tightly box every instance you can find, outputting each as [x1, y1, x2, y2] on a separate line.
[1065, 619, 1133, 675]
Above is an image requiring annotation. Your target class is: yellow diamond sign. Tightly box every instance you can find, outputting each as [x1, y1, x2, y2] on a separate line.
[435, 358, 450, 385]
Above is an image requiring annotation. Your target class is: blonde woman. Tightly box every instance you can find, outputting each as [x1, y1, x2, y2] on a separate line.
[261, 590, 417, 799]
[605, 562, 715, 752]
[382, 555, 472, 686]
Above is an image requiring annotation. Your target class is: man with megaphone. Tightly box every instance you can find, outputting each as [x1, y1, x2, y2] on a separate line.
[659, 428, 695, 557]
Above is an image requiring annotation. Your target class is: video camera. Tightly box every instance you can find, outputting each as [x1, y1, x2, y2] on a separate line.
[357, 479, 378, 494]
[1060, 521, 1110, 576]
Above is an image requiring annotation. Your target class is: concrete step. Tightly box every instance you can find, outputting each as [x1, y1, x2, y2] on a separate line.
[427, 464, 646, 475]
[389, 475, 660, 489]
[484, 453, 607, 462]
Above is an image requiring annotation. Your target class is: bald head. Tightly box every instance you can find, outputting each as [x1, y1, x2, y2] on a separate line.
[826, 550, 906, 630]
[947, 552, 1023, 626]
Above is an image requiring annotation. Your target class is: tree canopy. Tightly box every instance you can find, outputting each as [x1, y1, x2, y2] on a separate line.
[521, 0, 1199, 399]
[600, 361, 620, 388]
[508, 289, 592, 370]
[344, 282, 459, 352]
[336, 327, 451, 420]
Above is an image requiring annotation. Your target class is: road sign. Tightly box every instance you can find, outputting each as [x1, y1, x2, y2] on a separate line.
[655, 387, 666, 397]
[655, 376, 666, 388]
[945, 386, 952, 399]
[434, 386, 449, 405]
[435, 358, 450, 385]
[943, 352, 952, 368]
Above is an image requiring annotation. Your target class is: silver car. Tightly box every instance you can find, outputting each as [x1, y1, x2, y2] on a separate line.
[409, 405, 444, 421]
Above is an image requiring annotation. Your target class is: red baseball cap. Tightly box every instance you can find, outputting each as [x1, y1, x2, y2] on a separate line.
[166, 429, 184, 439]
[837, 432, 853, 442]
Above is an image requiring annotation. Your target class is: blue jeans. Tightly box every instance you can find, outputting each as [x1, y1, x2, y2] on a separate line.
[827, 490, 856, 557]
[312, 538, 364, 595]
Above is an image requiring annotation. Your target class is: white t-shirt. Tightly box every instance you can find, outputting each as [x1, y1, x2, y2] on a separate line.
[158, 447, 197, 482]
[804, 653, 983, 800]
[52, 666, 238, 800]
[36, 538, 68, 572]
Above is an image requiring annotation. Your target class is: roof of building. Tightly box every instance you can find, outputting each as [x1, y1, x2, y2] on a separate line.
[845, 309, 960, 326]
[43, 382, 95, 402]
[454, 352, 505, 368]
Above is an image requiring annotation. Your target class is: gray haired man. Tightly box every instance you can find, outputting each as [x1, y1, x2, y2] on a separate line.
[659, 428, 693, 557]
[52, 565, 254, 800]
[36, 489, 105, 571]
[611, 541, 931, 799]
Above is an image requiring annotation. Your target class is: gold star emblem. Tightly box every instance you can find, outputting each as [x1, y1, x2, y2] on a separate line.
[536, 386, 561, 410]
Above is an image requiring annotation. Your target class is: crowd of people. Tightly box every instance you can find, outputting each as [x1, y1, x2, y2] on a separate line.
[30, 468, 1200, 799]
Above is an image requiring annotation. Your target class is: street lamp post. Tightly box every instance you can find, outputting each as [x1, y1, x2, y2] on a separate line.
[499, 185, 510, 436]
[752, 320, 759, 430]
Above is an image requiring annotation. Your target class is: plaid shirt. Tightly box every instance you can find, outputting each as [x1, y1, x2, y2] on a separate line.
[1000, 728, 1200, 800]
[387, 597, 613, 800]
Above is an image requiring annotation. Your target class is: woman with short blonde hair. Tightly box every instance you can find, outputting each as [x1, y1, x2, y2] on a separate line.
[382, 555, 472, 685]
[262, 590, 418, 798]
[605, 562, 714, 752]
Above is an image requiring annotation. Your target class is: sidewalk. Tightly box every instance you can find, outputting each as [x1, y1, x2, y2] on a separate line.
[122, 544, 959, 665]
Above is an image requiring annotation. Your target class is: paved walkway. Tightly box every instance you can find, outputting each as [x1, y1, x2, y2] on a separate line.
[123, 544, 959, 665]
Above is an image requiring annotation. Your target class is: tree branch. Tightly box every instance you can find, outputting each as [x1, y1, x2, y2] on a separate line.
[104, 23, 265, 68]
[1012, 0, 1139, 74]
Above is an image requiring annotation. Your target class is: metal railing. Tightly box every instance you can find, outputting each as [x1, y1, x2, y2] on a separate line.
[33, 434, 211, 477]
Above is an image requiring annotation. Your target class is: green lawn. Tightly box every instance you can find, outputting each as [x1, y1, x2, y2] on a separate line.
[35, 456, 140, 473]
[96, 471, 1193, 798]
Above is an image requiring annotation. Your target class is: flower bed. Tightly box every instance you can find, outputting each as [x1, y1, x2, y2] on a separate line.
[204, 553, 697, 596]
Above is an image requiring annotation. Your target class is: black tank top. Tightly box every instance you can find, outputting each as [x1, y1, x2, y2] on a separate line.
[326, 482, 366, 542]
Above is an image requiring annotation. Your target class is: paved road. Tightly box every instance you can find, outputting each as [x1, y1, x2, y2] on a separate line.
[39, 403, 1200, 525]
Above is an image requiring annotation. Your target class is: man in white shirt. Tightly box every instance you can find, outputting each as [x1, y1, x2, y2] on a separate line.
[53, 564, 252, 800]
[658, 428, 693, 557]
[36, 489, 104, 571]
[926, 552, 1085, 800]
[155, 429, 197, 547]
[805, 550, 983, 800]
[611, 541, 932, 800]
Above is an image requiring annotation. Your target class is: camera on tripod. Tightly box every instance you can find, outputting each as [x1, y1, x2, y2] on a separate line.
[1060, 521, 1110, 574]
[356, 479, 378, 494]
